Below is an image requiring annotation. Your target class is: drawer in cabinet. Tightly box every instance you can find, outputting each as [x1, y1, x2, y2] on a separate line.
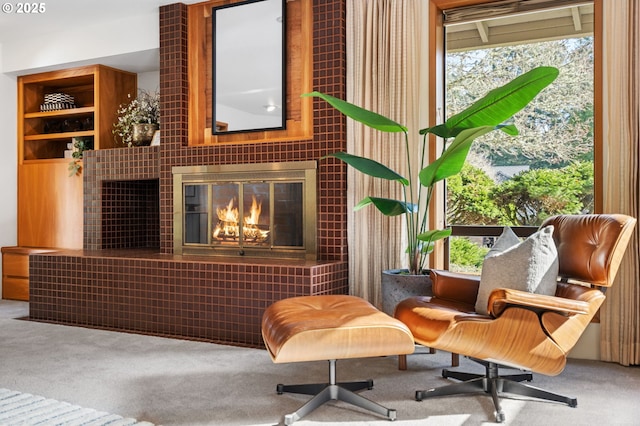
[2, 276, 29, 301]
[2, 253, 29, 278]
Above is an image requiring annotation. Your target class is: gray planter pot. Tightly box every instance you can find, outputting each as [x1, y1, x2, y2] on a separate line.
[381, 269, 433, 316]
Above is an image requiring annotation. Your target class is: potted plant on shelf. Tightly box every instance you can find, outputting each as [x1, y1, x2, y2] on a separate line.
[304, 66, 558, 314]
[67, 137, 93, 176]
[112, 89, 160, 147]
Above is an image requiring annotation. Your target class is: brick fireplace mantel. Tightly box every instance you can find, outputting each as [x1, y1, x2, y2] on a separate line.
[28, 0, 350, 348]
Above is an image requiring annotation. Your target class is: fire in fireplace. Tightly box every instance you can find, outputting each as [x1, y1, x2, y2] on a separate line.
[173, 161, 317, 259]
[212, 195, 270, 244]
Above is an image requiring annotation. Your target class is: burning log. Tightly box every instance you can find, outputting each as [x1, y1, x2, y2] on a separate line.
[212, 196, 270, 243]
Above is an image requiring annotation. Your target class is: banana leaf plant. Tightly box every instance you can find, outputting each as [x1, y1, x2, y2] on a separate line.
[304, 66, 559, 275]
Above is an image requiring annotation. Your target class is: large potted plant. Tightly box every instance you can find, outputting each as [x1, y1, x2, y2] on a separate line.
[305, 66, 558, 314]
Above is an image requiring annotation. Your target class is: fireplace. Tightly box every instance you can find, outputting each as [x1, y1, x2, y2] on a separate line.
[28, 1, 348, 348]
[173, 161, 317, 259]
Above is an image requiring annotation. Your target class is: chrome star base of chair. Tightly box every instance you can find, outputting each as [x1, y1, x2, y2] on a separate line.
[277, 359, 396, 425]
[415, 358, 577, 423]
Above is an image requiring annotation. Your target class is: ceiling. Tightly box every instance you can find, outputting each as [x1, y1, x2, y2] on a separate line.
[446, 3, 594, 51]
[0, 0, 197, 44]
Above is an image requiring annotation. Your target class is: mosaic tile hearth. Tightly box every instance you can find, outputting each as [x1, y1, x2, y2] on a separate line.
[30, 252, 348, 347]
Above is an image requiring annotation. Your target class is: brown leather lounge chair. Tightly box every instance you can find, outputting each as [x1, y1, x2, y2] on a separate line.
[395, 214, 636, 423]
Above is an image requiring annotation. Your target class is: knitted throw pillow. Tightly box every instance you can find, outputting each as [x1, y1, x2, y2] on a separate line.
[475, 225, 558, 315]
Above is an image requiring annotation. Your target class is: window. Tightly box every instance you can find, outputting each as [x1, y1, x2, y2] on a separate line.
[435, 1, 596, 272]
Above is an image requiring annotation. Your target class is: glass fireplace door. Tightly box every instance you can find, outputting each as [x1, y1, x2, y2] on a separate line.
[174, 161, 316, 259]
[184, 184, 209, 244]
[240, 183, 271, 247]
[182, 180, 305, 253]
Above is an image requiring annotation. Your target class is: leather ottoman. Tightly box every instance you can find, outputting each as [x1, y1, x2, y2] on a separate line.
[262, 294, 415, 424]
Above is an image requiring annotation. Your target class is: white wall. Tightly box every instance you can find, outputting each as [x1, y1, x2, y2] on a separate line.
[569, 324, 600, 360]
[138, 71, 161, 95]
[0, 45, 18, 293]
[1, 13, 160, 75]
[0, 7, 162, 293]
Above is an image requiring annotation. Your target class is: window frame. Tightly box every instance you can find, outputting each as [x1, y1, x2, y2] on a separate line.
[428, 0, 602, 269]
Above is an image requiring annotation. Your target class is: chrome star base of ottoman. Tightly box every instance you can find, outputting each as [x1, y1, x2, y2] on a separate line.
[277, 359, 396, 425]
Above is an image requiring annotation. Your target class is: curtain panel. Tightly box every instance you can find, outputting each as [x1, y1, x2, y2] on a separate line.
[346, 0, 425, 306]
[600, 0, 640, 365]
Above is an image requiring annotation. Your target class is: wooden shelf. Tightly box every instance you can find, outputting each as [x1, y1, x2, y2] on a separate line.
[22, 158, 79, 165]
[19, 64, 136, 162]
[24, 106, 95, 119]
[24, 130, 94, 141]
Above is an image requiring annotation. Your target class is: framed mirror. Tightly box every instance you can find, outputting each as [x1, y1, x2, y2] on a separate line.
[212, 0, 286, 134]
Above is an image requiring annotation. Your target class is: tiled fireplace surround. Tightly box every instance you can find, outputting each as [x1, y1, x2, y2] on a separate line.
[28, 1, 349, 348]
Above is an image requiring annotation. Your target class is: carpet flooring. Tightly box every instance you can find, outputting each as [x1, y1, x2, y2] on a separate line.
[0, 300, 639, 425]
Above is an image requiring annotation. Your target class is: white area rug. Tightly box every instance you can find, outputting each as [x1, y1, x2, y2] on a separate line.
[0, 388, 154, 426]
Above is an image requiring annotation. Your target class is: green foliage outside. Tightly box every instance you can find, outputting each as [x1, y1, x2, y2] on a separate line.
[492, 161, 594, 226]
[447, 163, 506, 225]
[448, 161, 594, 228]
[448, 161, 594, 271]
[449, 237, 489, 274]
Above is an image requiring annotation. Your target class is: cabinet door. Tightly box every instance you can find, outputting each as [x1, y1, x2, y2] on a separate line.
[2, 277, 29, 301]
[18, 162, 83, 249]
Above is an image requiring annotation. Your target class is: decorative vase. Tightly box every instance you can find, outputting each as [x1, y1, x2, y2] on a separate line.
[131, 123, 159, 146]
[381, 269, 433, 316]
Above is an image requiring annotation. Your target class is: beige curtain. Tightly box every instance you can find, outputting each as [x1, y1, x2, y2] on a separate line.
[600, 0, 640, 365]
[346, 0, 426, 307]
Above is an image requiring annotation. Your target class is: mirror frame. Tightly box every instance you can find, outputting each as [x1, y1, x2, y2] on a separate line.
[212, 0, 287, 135]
